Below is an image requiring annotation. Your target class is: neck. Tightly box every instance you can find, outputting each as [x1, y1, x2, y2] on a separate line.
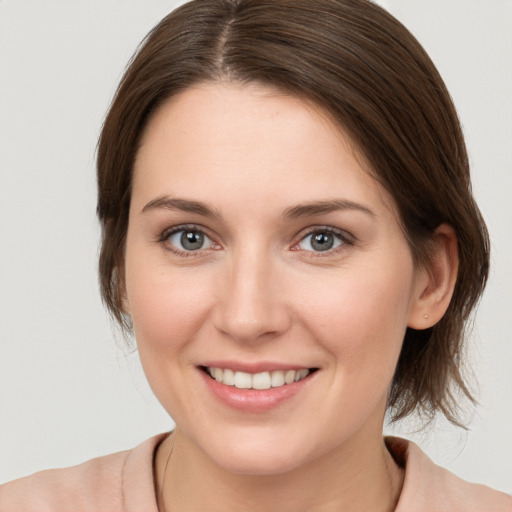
[155, 429, 404, 512]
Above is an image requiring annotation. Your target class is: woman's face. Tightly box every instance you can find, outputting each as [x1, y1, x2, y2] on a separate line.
[124, 82, 428, 474]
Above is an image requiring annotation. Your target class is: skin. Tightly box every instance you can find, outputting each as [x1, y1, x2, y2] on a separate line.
[123, 82, 458, 512]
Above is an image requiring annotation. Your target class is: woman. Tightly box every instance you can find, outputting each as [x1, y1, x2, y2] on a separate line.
[1, 0, 510, 510]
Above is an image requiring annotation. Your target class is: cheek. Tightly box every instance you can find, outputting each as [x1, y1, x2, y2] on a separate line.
[125, 259, 216, 415]
[125, 254, 214, 357]
[294, 261, 415, 380]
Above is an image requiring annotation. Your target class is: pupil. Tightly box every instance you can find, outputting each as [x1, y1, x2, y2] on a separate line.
[312, 233, 333, 251]
[181, 231, 204, 250]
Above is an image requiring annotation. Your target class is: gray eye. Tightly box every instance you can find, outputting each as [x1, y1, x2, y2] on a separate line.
[298, 231, 343, 252]
[168, 230, 213, 251]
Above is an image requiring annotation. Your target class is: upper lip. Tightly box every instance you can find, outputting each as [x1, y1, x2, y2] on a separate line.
[199, 361, 317, 373]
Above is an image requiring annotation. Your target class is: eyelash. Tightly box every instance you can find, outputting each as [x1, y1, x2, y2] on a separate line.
[158, 224, 354, 258]
[158, 224, 218, 258]
[294, 226, 354, 257]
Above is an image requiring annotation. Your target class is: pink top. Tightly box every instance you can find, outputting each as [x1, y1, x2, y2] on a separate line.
[1, 434, 510, 511]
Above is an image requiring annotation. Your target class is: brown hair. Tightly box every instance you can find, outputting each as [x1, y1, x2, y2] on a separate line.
[97, 0, 490, 425]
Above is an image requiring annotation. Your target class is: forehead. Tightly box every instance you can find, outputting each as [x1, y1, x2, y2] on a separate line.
[132, 82, 396, 218]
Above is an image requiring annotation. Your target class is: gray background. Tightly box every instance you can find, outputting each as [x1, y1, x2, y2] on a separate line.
[1, 0, 511, 492]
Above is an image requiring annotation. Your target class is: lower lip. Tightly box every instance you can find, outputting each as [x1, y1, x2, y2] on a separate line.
[200, 370, 316, 412]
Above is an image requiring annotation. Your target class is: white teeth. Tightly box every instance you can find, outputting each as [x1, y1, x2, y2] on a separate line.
[296, 368, 308, 381]
[252, 372, 271, 390]
[223, 368, 235, 386]
[284, 370, 296, 385]
[271, 370, 285, 387]
[206, 367, 311, 389]
[234, 371, 252, 389]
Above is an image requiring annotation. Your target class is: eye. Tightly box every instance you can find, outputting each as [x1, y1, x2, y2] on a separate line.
[297, 229, 347, 252]
[165, 227, 216, 253]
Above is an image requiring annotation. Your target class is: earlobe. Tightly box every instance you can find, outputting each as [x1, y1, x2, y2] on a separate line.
[408, 224, 459, 329]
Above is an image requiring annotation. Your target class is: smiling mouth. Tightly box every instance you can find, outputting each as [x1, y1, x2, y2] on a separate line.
[200, 366, 318, 390]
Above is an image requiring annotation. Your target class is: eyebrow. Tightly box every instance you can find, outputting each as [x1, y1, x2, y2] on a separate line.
[141, 196, 222, 218]
[281, 199, 375, 220]
[141, 196, 375, 219]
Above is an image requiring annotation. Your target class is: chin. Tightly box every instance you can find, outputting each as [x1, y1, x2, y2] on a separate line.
[193, 426, 317, 476]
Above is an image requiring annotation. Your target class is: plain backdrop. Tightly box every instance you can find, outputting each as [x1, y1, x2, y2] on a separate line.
[1, 0, 511, 492]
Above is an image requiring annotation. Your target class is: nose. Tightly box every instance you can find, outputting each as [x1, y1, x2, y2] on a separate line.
[212, 245, 291, 344]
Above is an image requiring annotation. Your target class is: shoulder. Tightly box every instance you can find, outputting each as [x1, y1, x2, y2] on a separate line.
[0, 433, 168, 512]
[387, 437, 512, 512]
[0, 450, 127, 512]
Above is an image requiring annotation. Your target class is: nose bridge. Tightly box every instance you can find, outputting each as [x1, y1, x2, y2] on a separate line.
[213, 241, 289, 343]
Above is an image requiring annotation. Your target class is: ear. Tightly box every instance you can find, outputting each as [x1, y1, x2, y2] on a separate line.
[408, 223, 459, 329]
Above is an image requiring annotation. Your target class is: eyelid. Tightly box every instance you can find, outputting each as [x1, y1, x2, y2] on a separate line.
[158, 224, 220, 257]
[293, 226, 355, 255]
[157, 223, 355, 258]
